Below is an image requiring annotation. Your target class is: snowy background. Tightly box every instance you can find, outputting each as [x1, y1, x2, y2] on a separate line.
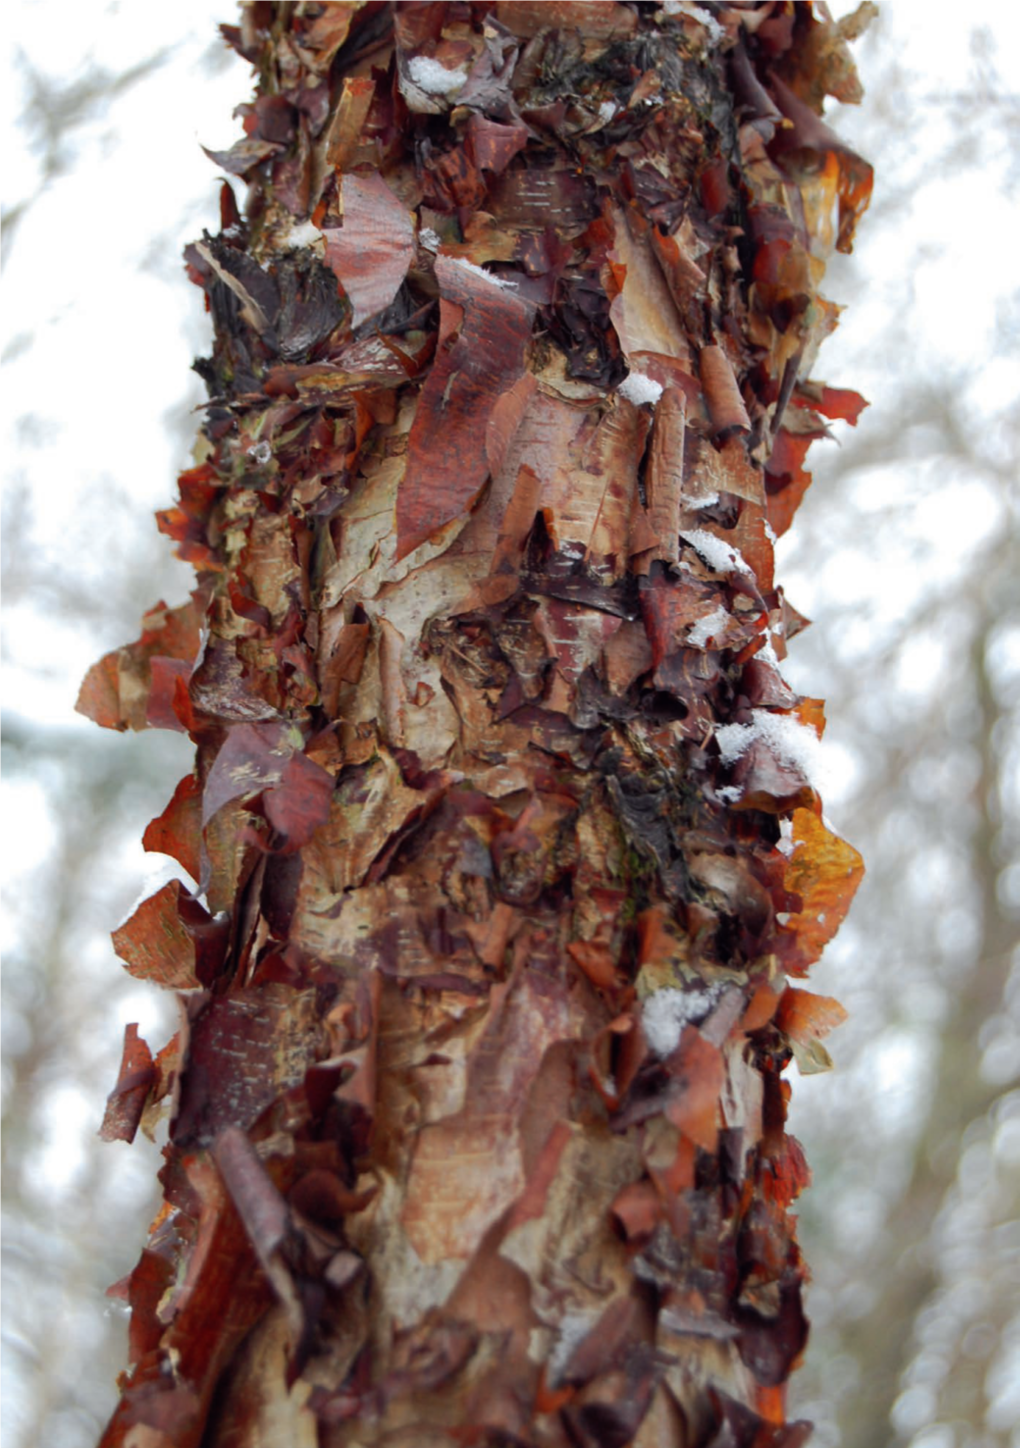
[2, 4, 1018, 1446]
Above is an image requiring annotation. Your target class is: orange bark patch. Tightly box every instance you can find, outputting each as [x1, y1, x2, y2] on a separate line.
[778, 808, 864, 975]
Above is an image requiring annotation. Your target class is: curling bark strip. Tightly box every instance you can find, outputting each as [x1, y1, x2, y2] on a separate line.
[79, 4, 872, 1443]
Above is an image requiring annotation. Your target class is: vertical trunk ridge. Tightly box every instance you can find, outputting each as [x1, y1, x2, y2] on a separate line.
[79, 4, 873, 1444]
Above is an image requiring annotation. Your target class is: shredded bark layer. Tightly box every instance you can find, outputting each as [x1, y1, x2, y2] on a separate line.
[81, 4, 872, 1444]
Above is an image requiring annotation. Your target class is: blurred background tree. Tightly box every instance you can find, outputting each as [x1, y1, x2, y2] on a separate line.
[776, 13, 1020, 1447]
[2, 6, 237, 1442]
[1, 4, 1017, 1447]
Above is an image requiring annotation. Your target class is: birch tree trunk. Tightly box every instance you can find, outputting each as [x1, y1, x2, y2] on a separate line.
[79, 3, 872, 1444]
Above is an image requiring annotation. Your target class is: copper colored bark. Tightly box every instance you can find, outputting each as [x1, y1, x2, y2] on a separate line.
[82, 4, 872, 1444]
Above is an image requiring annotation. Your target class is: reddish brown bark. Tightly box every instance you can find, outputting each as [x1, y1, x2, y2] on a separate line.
[80, 4, 871, 1443]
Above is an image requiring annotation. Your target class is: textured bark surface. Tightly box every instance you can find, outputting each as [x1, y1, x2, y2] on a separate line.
[80, 4, 872, 1444]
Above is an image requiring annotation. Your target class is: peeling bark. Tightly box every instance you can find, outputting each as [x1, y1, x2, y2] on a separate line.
[82, 4, 872, 1443]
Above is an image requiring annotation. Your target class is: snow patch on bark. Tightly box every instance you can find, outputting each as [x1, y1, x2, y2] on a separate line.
[715, 722, 755, 765]
[445, 255, 519, 290]
[715, 784, 744, 804]
[643, 986, 721, 1057]
[680, 489, 720, 510]
[547, 1312, 596, 1384]
[618, 372, 663, 407]
[407, 56, 467, 96]
[715, 709, 825, 783]
[679, 528, 752, 576]
[663, 1, 726, 41]
[686, 605, 730, 649]
[751, 710, 824, 779]
[281, 220, 322, 251]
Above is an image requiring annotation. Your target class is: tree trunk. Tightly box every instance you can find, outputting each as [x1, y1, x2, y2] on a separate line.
[78, 4, 871, 1444]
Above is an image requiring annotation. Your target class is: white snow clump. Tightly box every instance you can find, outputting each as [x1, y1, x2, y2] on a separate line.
[447, 255, 519, 290]
[715, 784, 744, 804]
[407, 55, 468, 96]
[714, 709, 825, 784]
[679, 528, 752, 576]
[642, 986, 720, 1058]
[686, 604, 730, 649]
[714, 721, 755, 765]
[776, 816, 801, 858]
[618, 372, 664, 407]
[282, 220, 323, 251]
[547, 1313, 595, 1383]
[662, 1, 726, 40]
[680, 489, 720, 510]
